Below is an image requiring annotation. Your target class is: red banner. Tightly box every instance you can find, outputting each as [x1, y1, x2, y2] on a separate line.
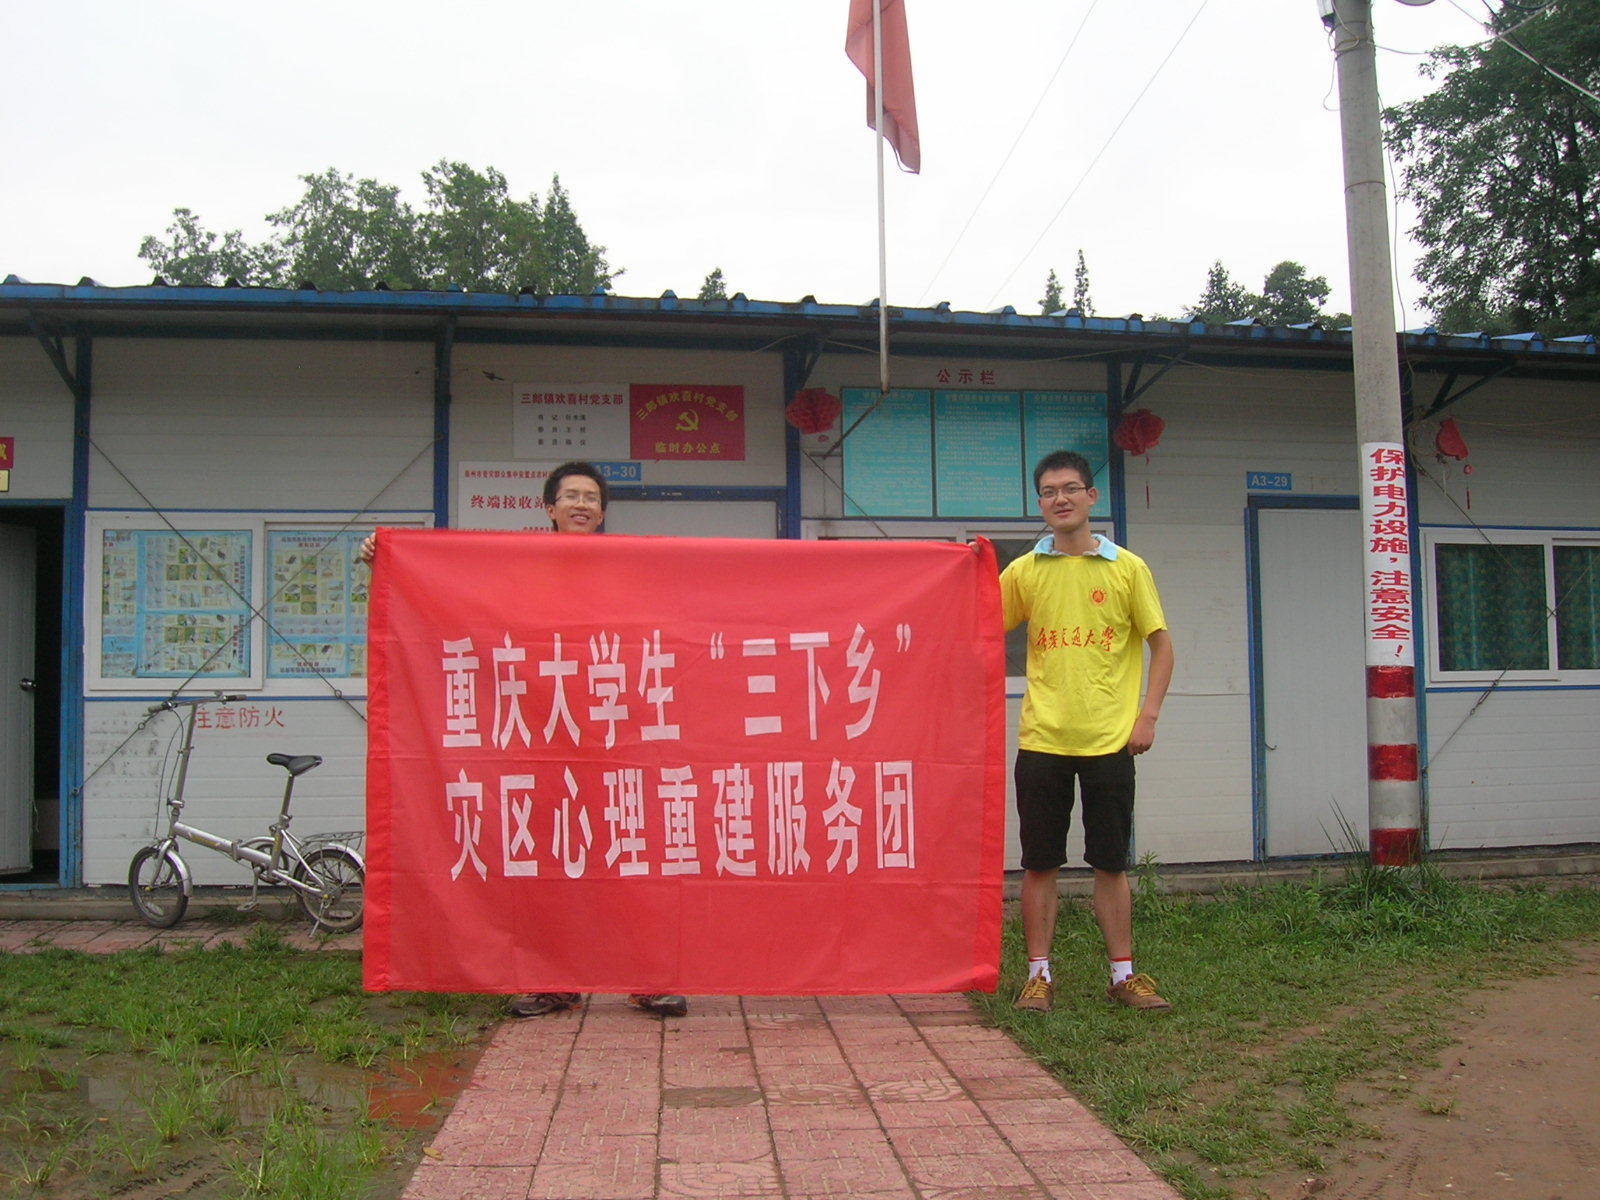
[629, 383, 745, 460]
[365, 531, 1005, 995]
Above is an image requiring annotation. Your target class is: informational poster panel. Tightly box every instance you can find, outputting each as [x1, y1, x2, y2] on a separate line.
[266, 531, 373, 679]
[841, 389, 934, 517]
[1023, 391, 1111, 518]
[842, 387, 1110, 519]
[99, 530, 251, 678]
[934, 392, 1025, 517]
[512, 384, 629, 460]
[630, 384, 747, 462]
[365, 531, 1007, 995]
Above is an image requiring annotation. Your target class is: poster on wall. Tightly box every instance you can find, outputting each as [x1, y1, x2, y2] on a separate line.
[630, 384, 746, 461]
[266, 531, 372, 678]
[365, 530, 1006, 995]
[512, 384, 629, 460]
[458, 463, 556, 531]
[100, 529, 252, 678]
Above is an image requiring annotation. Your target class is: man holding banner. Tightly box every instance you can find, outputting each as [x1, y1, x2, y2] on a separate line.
[361, 461, 689, 1019]
[1002, 451, 1175, 1013]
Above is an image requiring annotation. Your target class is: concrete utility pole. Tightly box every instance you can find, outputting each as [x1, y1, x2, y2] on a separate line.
[1329, 0, 1423, 865]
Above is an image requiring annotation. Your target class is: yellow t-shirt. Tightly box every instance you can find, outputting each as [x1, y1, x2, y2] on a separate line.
[1000, 534, 1168, 756]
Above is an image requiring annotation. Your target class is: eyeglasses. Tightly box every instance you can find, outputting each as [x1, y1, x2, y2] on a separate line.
[1038, 484, 1089, 500]
[555, 490, 602, 505]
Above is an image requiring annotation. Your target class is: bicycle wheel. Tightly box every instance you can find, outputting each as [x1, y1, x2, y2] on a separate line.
[128, 845, 188, 928]
[294, 846, 365, 932]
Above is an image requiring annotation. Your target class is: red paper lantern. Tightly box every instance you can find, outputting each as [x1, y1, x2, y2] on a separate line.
[785, 388, 843, 434]
[1435, 416, 1470, 461]
[1113, 408, 1165, 458]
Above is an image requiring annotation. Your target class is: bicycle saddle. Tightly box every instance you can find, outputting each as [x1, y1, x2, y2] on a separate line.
[266, 753, 323, 776]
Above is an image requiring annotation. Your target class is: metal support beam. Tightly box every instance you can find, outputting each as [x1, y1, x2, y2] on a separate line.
[27, 314, 86, 403]
[432, 319, 455, 529]
[1411, 362, 1516, 424]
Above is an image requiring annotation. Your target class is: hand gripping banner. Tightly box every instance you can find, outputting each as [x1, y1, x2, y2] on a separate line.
[364, 531, 1005, 995]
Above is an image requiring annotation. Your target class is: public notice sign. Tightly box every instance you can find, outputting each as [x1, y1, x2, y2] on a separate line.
[364, 530, 1006, 995]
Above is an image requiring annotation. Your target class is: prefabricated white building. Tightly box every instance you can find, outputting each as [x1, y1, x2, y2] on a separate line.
[2, 280, 1597, 888]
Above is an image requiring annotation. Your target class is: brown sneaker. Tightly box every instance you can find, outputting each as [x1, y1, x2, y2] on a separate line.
[1014, 974, 1054, 1011]
[628, 993, 689, 1017]
[507, 992, 582, 1017]
[1107, 973, 1171, 1011]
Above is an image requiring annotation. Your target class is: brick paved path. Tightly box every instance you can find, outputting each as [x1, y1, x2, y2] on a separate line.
[0, 919, 1178, 1200]
[404, 992, 1178, 1200]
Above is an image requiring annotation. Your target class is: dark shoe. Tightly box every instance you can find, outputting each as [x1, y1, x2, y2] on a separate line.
[1107, 973, 1172, 1011]
[1014, 974, 1054, 1011]
[508, 992, 582, 1017]
[628, 993, 688, 1017]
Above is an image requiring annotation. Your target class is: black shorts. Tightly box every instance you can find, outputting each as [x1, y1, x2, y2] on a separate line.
[1014, 748, 1135, 873]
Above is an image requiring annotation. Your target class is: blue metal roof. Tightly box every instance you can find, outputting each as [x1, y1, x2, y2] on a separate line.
[3, 275, 1596, 362]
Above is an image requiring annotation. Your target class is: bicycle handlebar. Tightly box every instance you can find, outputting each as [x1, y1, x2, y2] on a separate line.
[146, 693, 248, 715]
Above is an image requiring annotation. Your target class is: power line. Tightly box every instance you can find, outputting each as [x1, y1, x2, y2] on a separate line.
[914, 0, 1103, 306]
[984, 0, 1213, 311]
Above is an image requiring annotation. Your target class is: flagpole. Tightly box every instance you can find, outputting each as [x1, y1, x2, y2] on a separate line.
[872, 0, 890, 398]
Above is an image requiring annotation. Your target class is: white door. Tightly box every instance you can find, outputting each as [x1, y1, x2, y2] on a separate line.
[1259, 508, 1368, 857]
[0, 524, 36, 874]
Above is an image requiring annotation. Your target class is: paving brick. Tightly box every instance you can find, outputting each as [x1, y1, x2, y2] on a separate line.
[659, 1158, 781, 1198]
[771, 1125, 891, 1161]
[402, 1162, 536, 1199]
[900, 1152, 1037, 1190]
[528, 1133, 656, 1200]
[777, 1152, 912, 1194]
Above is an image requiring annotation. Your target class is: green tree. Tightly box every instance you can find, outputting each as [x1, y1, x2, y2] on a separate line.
[1185, 261, 1258, 323]
[138, 208, 270, 286]
[1185, 259, 1341, 326]
[266, 168, 423, 289]
[1385, 0, 1600, 334]
[138, 164, 615, 294]
[1257, 260, 1331, 325]
[1072, 249, 1094, 316]
[1038, 268, 1063, 314]
[698, 267, 728, 301]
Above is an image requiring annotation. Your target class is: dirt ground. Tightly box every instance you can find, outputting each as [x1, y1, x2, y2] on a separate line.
[1263, 939, 1600, 1200]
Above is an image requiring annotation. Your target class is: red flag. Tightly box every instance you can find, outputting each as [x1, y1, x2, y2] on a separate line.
[846, 0, 921, 173]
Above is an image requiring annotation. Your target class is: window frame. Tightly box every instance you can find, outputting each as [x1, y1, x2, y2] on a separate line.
[1423, 526, 1600, 687]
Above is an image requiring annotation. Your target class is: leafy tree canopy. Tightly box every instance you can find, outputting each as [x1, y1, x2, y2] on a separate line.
[1072, 249, 1095, 317]
[1385, 0, 1600, 335]
[698, 267, 728, 301]
[1038, 268, 1063, 314]
[140, 161, 615, 294]
[1185, 259, 1342, 327]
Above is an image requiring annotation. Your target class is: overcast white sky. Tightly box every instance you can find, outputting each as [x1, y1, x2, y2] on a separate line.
[1, 1, 1495, 323]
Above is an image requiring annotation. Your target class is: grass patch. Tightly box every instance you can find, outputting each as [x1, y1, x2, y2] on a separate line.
[0, 938, 502, 1198]
[976, 863, 1600, 1200]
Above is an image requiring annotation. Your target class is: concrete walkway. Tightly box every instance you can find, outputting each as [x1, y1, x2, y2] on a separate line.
[0, 916, 1179, 1200]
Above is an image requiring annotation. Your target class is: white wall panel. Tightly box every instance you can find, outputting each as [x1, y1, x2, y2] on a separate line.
[89, 340, 433, 511]
[81, 698, 370, 886]
[0, 337, 76, 498]
[1424, 689, 1600, 848]
[1411, 377, 1600, 529]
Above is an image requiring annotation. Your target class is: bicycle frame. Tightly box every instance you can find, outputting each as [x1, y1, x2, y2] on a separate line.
[136, 695, 365, 926]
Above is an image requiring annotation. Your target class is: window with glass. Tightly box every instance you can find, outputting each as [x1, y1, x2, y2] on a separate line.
[1427, 531, 1600, 680]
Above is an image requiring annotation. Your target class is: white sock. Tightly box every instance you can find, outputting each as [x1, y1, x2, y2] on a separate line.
[1110, 958, 1134, 986]
[1028, 957, 1052, 983]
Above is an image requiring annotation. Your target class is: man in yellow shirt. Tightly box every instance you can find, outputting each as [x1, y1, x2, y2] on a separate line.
[1001, 450, 1175, 1011]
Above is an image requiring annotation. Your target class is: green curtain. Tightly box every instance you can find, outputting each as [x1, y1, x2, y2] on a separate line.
[1434, 543, 1548, 672]
[1555, 546, 1600, 671]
